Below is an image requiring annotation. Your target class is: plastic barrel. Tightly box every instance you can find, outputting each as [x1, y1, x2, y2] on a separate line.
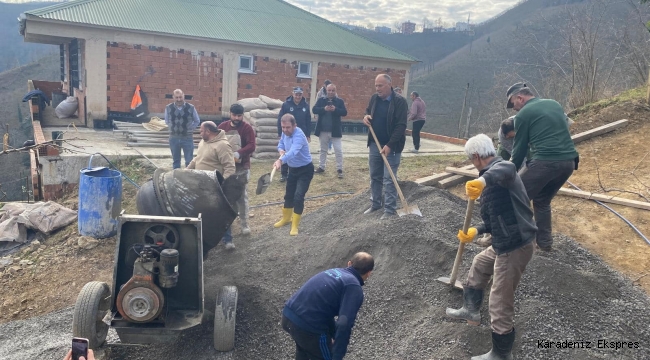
[78, 165, 123, 238]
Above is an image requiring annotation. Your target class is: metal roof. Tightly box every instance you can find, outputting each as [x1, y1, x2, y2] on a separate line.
[25, 0, 417, 62]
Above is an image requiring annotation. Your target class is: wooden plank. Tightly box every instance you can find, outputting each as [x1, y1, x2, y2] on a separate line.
[558, 188, 650, 211]
[415, 165, 477, 186]
[571, 119, 628, 144]
[445, 167, 650, 211]
[438, 175, 471, 189]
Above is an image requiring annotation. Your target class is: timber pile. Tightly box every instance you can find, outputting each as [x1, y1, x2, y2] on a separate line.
[115, 120, 201, 148]
[237, 95, 283, 160]
[421, 119, 630, 190]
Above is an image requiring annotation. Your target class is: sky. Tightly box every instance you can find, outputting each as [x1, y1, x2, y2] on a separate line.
[285, 0, 521, 28]
[1, 0, 521, 29]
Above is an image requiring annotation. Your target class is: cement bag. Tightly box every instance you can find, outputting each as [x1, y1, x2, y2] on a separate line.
[256, 138, 279, 146]
[253, 152, 280, 159]
[257, 126, 278, 134]
[259, 95, 283, 109]
[237, 98, 267, 112]
[250, 108, 280, 118]
[225, 131, 242, 153]
[255, 145, 280, 153]
[257, 132, 279, 139]
[0, 217, 27, 243]
[17, 201, 77, 234]
[55, 96, 78, 119]
[254, 118, 277, 127]
[245, 117, 256, 127]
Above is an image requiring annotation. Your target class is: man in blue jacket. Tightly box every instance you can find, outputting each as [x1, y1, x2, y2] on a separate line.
[312, 83, 347, 178]
[277, 87, 312, 182]
[282, 252, 374, 360]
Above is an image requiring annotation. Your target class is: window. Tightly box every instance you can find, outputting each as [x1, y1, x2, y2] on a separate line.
[297, 61, 311, 78]
[238, 55, 254, 73]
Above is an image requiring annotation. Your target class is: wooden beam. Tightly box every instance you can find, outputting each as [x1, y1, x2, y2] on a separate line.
[571, 119, 628, 144]
[445, 166, 650, 211]
[557, 188, 650, 211]
[438, 175, 471, 189]
[415, 165, 476, 186]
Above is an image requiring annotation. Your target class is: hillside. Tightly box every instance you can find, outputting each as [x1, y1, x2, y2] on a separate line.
[0, 53, 60, 200]
[403, 0, 650, 137]
[0, 2, 59, 73]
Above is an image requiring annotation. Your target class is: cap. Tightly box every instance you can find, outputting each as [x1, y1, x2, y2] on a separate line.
[506, 82, 527, 108]
[293, 87, 304, 93]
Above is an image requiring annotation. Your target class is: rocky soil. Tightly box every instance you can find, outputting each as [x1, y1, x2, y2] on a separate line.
[1, 184, 649, 360]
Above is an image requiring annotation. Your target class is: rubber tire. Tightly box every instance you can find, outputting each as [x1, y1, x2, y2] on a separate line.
[73, 281, 111, 349]
[214, 285, 238, 351]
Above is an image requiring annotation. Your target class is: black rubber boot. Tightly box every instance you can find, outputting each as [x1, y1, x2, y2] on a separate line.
[471, 328, 515, 360]
[446, 287, 483, 325]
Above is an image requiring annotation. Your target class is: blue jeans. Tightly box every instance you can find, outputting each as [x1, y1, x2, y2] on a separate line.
[169, 135, 194, 169]
[222, 226, 233, 244]
[369, 143, 401, 214]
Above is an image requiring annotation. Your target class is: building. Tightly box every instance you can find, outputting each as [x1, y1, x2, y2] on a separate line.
[20, 0, 417, 200]
[456, 22, 470, 32]
[401, 21, 416, 35]
[375, 26, 391, 34]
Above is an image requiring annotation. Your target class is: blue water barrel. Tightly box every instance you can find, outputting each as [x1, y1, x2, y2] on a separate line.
[78, 166, 123, 238]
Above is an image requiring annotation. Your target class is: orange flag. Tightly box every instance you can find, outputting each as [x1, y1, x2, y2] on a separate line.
[130, 85, 142, 110]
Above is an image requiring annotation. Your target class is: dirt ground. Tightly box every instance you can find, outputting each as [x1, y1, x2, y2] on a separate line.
[0, 154, 465, 325]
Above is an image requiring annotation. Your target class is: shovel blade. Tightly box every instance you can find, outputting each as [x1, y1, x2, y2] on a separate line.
[256, 173, 271, 195]
[436, 276, 463, 290]
[397, 204, 422, 217]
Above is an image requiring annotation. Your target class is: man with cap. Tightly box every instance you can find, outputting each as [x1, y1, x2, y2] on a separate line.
[505, 82, 579, 251]
[273, 114, 314, 236]
[362, 74, 408, 220]
[277, 87, 312, 182]
[218, 103, 256, 243]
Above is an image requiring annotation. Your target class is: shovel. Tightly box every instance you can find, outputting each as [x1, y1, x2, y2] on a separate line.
[256, 166, 277, 195]
[437, 198, 475, 290]
[368, 126, 422, 217]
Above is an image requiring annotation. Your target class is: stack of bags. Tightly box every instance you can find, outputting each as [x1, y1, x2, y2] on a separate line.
[236, 95, 283, 159]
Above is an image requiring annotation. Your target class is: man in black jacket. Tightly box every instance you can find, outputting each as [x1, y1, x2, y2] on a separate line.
[313, 83, 348, 178]
[277, 87, 312, 182]
[446, 134, 536, 360]
[362, 74, 408, 220]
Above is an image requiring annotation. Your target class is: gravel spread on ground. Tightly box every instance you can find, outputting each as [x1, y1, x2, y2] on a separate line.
[1, 184, 649, 359]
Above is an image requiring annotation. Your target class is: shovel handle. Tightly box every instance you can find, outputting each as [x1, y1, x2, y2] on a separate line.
[270, 166, 277, 182]
[449, 199, 475, 286]
[368, 126, 409, 206]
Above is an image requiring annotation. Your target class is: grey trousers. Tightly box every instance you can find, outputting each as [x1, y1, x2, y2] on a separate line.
[519, 159, 574, 249]
[465, 242, 534, 334]
[236, 169, 250, 228]
[318, 132, 343, 171]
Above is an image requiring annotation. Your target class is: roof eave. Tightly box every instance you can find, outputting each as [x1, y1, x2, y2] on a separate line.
[24, 16, 418, 64]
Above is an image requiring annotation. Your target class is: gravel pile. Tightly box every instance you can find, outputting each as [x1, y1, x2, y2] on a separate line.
[1, 184, 649, 359]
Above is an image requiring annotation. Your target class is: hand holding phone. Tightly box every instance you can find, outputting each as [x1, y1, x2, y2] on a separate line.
[70, 337, 89, 360]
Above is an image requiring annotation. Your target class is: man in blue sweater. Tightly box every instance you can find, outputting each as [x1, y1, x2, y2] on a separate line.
[277, 87, 312, 182]
[282, 252, 374, 360]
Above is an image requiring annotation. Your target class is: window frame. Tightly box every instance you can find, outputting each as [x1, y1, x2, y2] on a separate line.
[238, 55, 255, 74]
[297, 61, 312, 78]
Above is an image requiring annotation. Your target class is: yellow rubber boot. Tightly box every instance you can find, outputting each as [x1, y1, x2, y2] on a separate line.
[274, 208, 293, 228]
[290, 213, 302, 236]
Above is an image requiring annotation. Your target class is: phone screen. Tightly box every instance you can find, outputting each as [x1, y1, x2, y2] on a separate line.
[71, 337, 88, 360]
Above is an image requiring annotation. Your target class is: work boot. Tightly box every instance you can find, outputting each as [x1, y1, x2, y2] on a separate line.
[446, 287, 483, 325]
[225, 242, 236, 250]
[471, 329, 515, 360]
[290, 213, 302, 236]
[363, 207, 380, 215]
[314, 167, 325, 174]
[337, 169, 344, 179]
[241, 226, 251, 236]
[280, 174, 287, 182]
[476, 234, 492, 247]
[274, 208, 293, 228]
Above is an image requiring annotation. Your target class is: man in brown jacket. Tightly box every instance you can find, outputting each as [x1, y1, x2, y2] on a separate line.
[187, 121, 235, 179]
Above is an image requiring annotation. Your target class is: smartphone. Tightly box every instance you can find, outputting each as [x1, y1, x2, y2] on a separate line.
[71, 337, 89, 360]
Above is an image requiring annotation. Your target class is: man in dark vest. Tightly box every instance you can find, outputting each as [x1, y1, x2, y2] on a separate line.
[164, 88, 201, 169]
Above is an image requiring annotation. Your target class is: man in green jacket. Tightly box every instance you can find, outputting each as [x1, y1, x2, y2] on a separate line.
[507, 82, 578, 251]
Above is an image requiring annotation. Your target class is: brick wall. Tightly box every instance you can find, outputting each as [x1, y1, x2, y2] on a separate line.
[317, 64, 406, 120]
[43, 183, 78, 201]
[237, 57, 311, 102]
[106, 42, 223, 115]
